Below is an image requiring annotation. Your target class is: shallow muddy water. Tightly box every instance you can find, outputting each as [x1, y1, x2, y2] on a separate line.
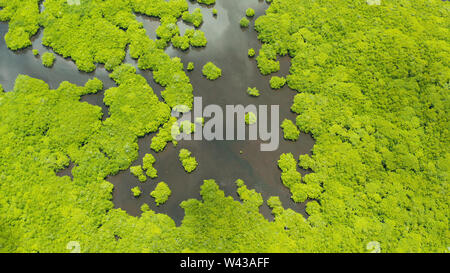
[0, 0, 315, 225]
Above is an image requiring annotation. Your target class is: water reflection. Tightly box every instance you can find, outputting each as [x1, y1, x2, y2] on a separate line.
[0, 0, 316, 226]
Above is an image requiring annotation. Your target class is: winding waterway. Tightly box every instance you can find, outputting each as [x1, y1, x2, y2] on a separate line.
[0, 0, 315, 225]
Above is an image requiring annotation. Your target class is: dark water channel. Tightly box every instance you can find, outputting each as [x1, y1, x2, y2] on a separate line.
[0, 0, 315, 225]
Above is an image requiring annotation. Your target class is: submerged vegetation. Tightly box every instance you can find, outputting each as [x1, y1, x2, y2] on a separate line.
[0, 0, 448, 254]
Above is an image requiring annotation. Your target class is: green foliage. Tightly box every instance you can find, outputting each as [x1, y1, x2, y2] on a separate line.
[151, 117, 179, 152]
[140, 203, 150, 212]
[131, 186, 142, 197]
[187, 62, 195, 71]
[245, 112, 257, 125]
[246, 8, 255, 18]
[84, 78, 103, 94]
[171, 34, 190, 51]
[202, 62, 222, 80]
[196, 0, 215, 5]
[255, 0, 450, 252]
[42, 52, 55, 68]
[142, 154, 158, 179]
[179, 149, 198, 173]
[1, 0, 195, 109]
[236, 179, 263, 208]
[277, 153, 311, 202]
[130, 166, 147, 182]
[0, 0, 41, 50]
[255, 45, 280, 75]
[212, 9, 218, 16]
[247, 87, 260, 97]
[281, 119, 299, 141]
[151, 182, 171, 206]
[186, 29, 208, 47]
[240, 17, 250, 28]
[182, 8, 203, 28]
[0, 73, 177, 252]
[267, 196, 284, 216]
[248, 48, 256, 58]
[179, 120, 195, 135]
[177, 179, 305, 252]
[32, 49, 39, 56]
[270, 76, 286, 89]
[0, 0, 448, 254]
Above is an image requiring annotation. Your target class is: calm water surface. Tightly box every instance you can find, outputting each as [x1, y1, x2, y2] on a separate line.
[0, 0, 315, 225]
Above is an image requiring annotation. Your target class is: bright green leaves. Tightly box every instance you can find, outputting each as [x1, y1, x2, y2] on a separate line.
[247, 87, 260, 97]
[151, 117, 179, 153]
[187, 62, 195, 71]
[142, 153, 158, 179]
[235, 179, 263, 208]
[248, 48, 256, 58]
[245, 112, 257, 125]
[182, 8, 203, 28]
[178, 179, 300, 252]
[240, 17, 250, 28]
[42, 52, 56, 68]
[246, 8, 255, 18]
[40, 0, 130, 72]
[202, 62, 222, 80]
[187, 29, 208, 47]
[281, 119, 299, 141]
[278, 153, 307, 202]
[172, 34, 191, 51]
[151, 182, 171, 206]
[130, 166, 147, 182]
[84, 78, 104, 95]
[1, 0, 195, 111]
[270, 76, 286, 89]
[179, 148, 198, 173]
[256, 44, 280, 75]
[131, 186, 142, 197]
[196, 0, 216, 4]
[107, 64, 171, 137]
[0, 0, 41, 50]
[253, 0, 450, 252]
[267, 196, 284, 217]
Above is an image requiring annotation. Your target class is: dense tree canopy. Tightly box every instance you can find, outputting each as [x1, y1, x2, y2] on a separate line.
[42, 52, 56, 68]
[0, 0, 196, 109]
[202, 62, 222, 80]
[0, 0, 448, 253]
[179, 148, 198, 173]
[151, 182, 171, 206]
[255, 0, 449, 252]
